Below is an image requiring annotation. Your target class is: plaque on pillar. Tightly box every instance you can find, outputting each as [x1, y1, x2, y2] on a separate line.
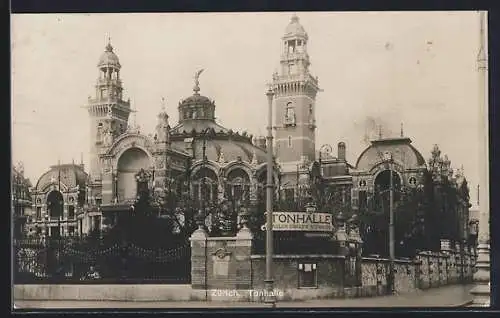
[212, 248, 231, 277]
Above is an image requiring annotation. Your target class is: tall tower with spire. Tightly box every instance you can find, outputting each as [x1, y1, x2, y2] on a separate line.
[272, 15, 320, 175]
[86, 39, 131, 180]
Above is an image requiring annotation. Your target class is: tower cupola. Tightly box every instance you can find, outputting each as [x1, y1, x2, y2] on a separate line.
[177, 69, 216, 123]
[98, 42, 121, 70]
[284, 14, 308, 40]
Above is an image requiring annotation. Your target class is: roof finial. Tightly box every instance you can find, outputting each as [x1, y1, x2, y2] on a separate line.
[193, 69, 205, 94]
[378, 125, 383, 139]
[291, 13, 299, 23]
[80, 152, 84, 166]
[400, 122, 404, 137]
[105, 36, 113, 52]
[161, 96, 166, 112]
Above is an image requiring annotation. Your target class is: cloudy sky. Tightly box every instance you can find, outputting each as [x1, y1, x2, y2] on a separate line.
[11, 11, 486, 196]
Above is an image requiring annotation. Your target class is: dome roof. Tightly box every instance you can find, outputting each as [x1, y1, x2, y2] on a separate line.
[98, 43, 121, 69]
[284, 15, 308, 38]
[36, 164, 88, 191]
[170, 119, 229, 136]
[181, 93, 212, 106]
[355, 137, 426, 171]
[172, 136, 267, 164]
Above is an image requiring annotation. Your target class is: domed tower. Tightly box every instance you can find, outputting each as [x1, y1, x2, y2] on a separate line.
[86, 40, 131, 181]
[272, 15, 320, 175]
[177, 69, 216, 124]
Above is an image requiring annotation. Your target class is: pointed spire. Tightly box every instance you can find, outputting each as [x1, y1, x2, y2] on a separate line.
[476, 12, 488, 77]
[378, 125, 383, 139]
[400, 122, 404, 137]
[80, 152, 84, 166]
[105, 36, 113, 52]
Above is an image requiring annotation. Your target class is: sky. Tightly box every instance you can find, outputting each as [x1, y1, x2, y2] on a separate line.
[11, 12, 486, 197]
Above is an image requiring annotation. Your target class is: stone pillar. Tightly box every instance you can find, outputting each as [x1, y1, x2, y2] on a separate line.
[101, 171, 113, 204]
[190, 227, 208, 289]
[335, 212, 348, 253]
[348, 214, 363, 287]
[470, 10, 490, 307]
[440, 239, 451, 285]
[234, 225, 253, 290]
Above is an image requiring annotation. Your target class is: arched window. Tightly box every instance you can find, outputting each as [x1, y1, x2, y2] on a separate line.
[226, 169, 251, 206]
[192, 168, 218, 204]
[285, 102, 296, 126]
[97, 123, 103, 142]
[47, 190, 64, 222]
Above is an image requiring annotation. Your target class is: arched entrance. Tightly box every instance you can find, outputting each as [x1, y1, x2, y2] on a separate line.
[363, 169, 402, 257]
[47, 190, 64, 237]
[373, 170, 402, 212]
[117, 148, 151, 201]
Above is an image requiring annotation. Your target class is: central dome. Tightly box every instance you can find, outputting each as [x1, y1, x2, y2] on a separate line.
[181, 93, 212, 106]
[169, 70, 267, 165]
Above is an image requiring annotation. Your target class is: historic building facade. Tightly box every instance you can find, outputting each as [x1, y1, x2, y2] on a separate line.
[28, 163, 88, 237]
[22, 15, 472, 251]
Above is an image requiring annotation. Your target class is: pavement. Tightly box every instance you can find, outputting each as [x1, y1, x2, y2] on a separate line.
[14, 284, 475, 310]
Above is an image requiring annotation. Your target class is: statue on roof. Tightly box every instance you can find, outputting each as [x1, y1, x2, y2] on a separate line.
[193, 68, 205, 94]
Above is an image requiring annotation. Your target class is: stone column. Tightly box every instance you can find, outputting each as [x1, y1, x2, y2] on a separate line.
[470, 10, 490, 307]
[190, 225, 208, 289]
[235, 222, 253, 290]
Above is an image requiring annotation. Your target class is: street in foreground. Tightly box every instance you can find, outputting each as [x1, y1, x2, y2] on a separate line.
[14, 284, 474, 309]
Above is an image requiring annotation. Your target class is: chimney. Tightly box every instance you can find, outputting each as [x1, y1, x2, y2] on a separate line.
[338, 142, 346, 161]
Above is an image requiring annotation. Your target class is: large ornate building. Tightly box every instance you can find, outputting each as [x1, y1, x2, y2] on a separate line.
[23, 15, 473, 255]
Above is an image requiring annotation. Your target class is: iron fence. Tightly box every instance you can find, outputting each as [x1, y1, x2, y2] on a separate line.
[13, 236, 191, 284]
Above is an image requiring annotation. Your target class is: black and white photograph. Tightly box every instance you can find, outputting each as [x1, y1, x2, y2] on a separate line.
[11, 11, 491, 309]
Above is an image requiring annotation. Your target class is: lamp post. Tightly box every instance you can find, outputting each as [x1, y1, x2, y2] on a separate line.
[470, 10, 490, 306]
[197, 128, 210, 229]
[264, 86, 276, 306]
[382, 151, 396, 295]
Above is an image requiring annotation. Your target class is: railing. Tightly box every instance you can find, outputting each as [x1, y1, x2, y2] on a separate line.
[13, 236, 191, 284]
